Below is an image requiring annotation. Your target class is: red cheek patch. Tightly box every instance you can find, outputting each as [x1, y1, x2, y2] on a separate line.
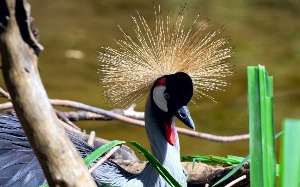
[156, 77, 166, 86]
[164, 121, 176, 145]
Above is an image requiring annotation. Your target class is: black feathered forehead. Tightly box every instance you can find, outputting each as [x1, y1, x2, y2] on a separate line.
[155, 72, 193, 110]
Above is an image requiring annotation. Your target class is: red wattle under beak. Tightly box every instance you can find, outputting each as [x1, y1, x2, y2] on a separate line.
[164, 122, 176, 145]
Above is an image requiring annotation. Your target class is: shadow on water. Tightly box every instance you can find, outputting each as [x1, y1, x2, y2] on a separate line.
[1, 0, 300, 157]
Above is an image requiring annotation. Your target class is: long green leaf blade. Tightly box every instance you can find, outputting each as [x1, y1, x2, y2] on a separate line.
[128, 141, 182, 187]
[258, 66, 276, 187]
[42, 137, 187, 187]
[213, 131, 282, 187]
[181, 155, 213, 163]
[213, 155, 250, 187]
[280, 119, 300, 187]
[40, 140, 126, 187]
[248, 66, 276, 187]
[248, 66, 264, 187]
[84, 140, 125, 166]
[181, 155, 241, 165]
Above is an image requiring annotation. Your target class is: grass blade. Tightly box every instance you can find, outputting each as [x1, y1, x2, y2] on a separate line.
[40, 140, 125, 187]
[258, 66, 276, 187]
[212, 131, 282, 187]
[227, 155, 245, 163]
[181, 155, 214, 163]
[248, 66, 276, 187]
[248, 66, 264, 187]
[209, 155, 240, 165]
[41, 140, 182, 187]
[280, 119, 300, 187]
[83, 140, 125, 166]
[213, 155, 250, 187]
[85, 140, 182, 187]
[181, 155, 244, 165]
[128, 141, 182, 187]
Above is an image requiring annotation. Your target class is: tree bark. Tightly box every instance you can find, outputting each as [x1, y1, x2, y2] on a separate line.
[0, 0, 96, 186]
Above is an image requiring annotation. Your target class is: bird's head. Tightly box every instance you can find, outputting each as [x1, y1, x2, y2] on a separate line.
[152, 72, 195, 145]
[99, 9, 233, 145]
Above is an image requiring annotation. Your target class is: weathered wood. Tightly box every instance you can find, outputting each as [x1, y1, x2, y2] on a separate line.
[0, 0, 96, 186]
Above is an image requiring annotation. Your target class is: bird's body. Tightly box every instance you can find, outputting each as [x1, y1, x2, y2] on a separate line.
[0, 5, 232, 187]
[98, 93, 187, 186]
[0, 90, 187, 187]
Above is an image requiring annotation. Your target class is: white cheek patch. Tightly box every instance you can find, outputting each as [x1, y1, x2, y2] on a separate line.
[153, 86, 168, 112]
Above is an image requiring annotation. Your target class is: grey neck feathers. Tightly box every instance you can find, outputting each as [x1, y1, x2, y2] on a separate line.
[137, 94, 186, 186]
[95, 95, 187, 187]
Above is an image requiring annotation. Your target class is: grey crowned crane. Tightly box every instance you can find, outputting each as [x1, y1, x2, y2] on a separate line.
[0, 7, 232, 187]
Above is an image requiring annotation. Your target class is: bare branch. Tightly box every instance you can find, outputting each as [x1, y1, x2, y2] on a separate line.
[87, 131, 96, 147]
[224, 175, 247, 187]
[0, 87, 10, 100]
[50, 99, 250, 142]
[89, 145, 121, 173]
[177, 128, 249, 142]
[55, 110, 81, 131]
[0, 0, 96, 186]
[0, 102, 12, 111]
[50, 99, 144, 125]
[62, 110, 112, 121]
[114, 104, 144, 120]
[0, 100, 250, 142]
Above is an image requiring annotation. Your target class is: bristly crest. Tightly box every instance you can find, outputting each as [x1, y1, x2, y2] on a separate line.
[98, 6, 233, 108]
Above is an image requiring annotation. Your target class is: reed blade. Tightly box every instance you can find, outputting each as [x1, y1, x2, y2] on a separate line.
[128, 141, 182, 187]
[280, 119, 300, 187]
[84, 140, 125, 166]
[248, 66, 263, 187]
[248, 65, 276, 187]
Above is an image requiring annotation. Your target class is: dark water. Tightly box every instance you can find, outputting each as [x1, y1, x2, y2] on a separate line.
[1, 0, 300, 158]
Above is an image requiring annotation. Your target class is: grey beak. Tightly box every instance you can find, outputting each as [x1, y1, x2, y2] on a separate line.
[175, 106, 195, 130]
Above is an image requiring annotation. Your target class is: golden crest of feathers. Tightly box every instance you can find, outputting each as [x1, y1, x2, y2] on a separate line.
[98, 7, 233, 108]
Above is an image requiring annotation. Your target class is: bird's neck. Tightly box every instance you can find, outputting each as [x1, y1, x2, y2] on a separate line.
[143, 95, 186, 185]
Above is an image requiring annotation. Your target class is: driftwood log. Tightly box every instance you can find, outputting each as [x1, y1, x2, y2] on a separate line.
[0, 0, 96, 186]
[0, 0, 250, 186]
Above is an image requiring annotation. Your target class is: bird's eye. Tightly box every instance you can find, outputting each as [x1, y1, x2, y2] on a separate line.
[164, 92, 170, 100]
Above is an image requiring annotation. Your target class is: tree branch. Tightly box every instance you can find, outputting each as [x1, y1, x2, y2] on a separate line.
[50, 100, 250, 142]
[0, 99, 250, 142]
[0, 0, 96, 186]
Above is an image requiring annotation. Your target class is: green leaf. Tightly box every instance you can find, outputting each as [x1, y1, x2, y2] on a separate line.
[280, 119, 300, 187]
[248, 66, 264, 187]
[209, 155, 240, 165]
[128, 141, 182, 187]
[211, 131, 283, 187]
[212, 155, 250, 187]
[41, 140, 181, 187]
[258, 66, 276, 187]
[181, 155, 217, 164]
[247, 66, 276, 187]
[227, 155, 245, 163]
[181, 155, 242, 165]
[39, 182, 48, 187]
[40, 140, 125, 187]
[83, 140, 125, 166]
